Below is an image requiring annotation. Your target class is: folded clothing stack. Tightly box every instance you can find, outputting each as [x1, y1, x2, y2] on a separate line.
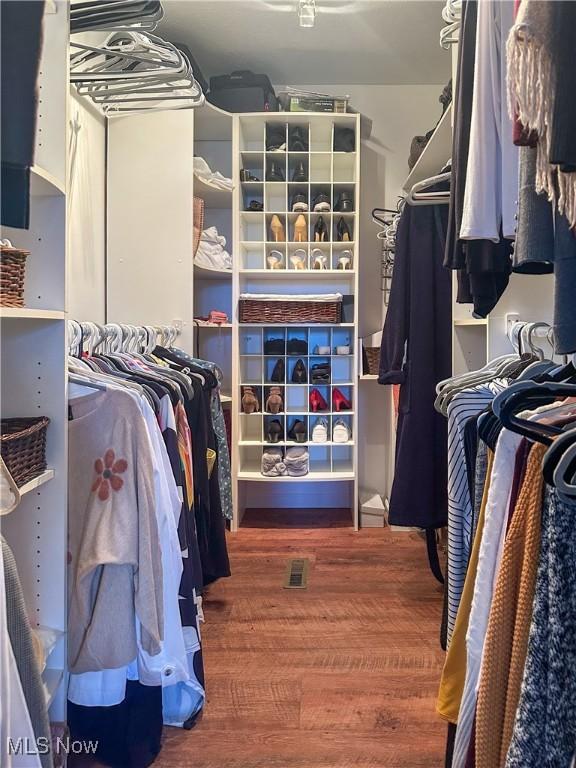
[194, 157, 233, 191]
[195, 226, 232, 271]
[261, 447, 287, 477]
[284, 446, 309, 477]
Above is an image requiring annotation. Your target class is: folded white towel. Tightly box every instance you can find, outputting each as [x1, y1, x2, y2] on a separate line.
[240, 292, 342, 303]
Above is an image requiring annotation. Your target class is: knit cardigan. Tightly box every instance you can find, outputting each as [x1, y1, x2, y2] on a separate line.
[475, 443, 546, 767]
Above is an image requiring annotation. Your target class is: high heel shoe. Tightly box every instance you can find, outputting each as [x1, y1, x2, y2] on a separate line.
[291, 359, 307, 383]
[267, 249, 285, 269]
[332, 388, 352, 412]
[265, 386, 283, 414]
[311, 248, 328, 270]
[293, 214, 307, 243]
[241, 386, 260, 414]
[270, 358, 285, 383]
[267, 161, 285, 182]
[313, 216, 329, 242]
[270, 215, 286, 242]
[288, 419, 307, 443]
[292, 160, 308, 183]
[289, 248, 307, 270]
[266, 419, 284, 444]
[309, 388, 328, 412]
[337, 248, 353, 270]
[336, 217, 352, 242]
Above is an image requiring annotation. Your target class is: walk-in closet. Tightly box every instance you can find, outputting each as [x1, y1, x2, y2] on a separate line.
[1, 1, 576, 766]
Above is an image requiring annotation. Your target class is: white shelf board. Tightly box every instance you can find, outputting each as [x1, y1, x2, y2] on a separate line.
[194, 263, 233, 280]
[18, 469, 55, 496]
[43, 667, 64, 708]
[193, 176, 233, 207]
[0, 307, 66, 320]
[454, 318, 489, 327]
[239, 269, 355, 280]
[220, 394, 233, 404]
[238, 470, 355, 482]
[402, 104, 452, 192]
[194, 321, 233, 329]
[240, 322, 354, 328]
[31, 165, 66, 196]
[194, 101, 233, 141]
[359, 374, 378, 380]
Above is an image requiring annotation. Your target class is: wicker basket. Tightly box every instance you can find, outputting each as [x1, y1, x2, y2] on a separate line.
[0, 243, 29, 308]
[0, 417, 50, 487]
[239, 298, 342, 324]
[364, 346, 381, 375]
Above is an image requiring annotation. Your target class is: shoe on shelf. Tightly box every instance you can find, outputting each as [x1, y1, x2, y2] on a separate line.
[313, 193, 331, 212]
[241, 386, 260, 414]
[267, 249, 285, 270]
[310, 363, 331, 385]
[293, 214, 308, 243]
[289, 126, 309, 152]
[313, 216, 329, 242]
[311, 248, 328, 270]
[270, 214, 286, 242]
[240, 169, 260, 182]
[336, 217, 352, 242]
[333, 126, 355, 152]
[291, 192, 309, 212]
[332, 387, 352, 412]
[266, 386, 284, 414]
[289, 248, 307, 270]
[309, 388, 328, 412]
[291, 359, 307, 383]
[311, 417, 329, 443]
[335, 344, 351, 355]
[334, 191, 354, 212]
[267, 161, 285, 182]
[288, 419, 307, 443]
[314, 345, 330, 355]
[292, 161, 308, 183]
[264, 337, 285, 355]
[270, 358, 285, 383]
[287, 338, 308, 355]
[336, 248, 353, 270]
[266, 126, 286, 151]
[266, 419, 284, 444]
[332, 418, 352, 443]
[247, 199, 264, 211]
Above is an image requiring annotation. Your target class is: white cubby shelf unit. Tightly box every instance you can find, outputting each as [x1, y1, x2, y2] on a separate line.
[0, 2, 68, 722]
[232, 113, 360, 529]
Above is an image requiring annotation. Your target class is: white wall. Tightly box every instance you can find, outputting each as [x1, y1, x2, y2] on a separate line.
[68, 90, 106, 322]
[292, 84, 445, 503]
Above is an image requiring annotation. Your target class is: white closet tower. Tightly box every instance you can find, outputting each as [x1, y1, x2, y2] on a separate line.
[0, 2, 69, 720]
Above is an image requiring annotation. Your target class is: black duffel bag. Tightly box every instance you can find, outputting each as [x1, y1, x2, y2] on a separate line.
[208, 70, 278, 112]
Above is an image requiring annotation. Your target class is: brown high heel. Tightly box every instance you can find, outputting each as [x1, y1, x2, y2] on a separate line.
[270, 215, 286, 242]
[241, 386, 260, 414]
[293, 214, 307, 243]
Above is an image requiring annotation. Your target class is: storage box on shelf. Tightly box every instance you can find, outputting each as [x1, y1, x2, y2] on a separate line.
[232, 113, 360, 525]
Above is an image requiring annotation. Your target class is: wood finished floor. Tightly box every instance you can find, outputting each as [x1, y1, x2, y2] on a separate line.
[81, 508, 447, 768]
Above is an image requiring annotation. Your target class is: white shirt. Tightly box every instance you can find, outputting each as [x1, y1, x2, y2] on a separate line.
[460, 0, 518, 242]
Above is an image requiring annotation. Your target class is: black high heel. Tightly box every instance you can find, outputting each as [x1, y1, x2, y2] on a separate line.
[270, 358, 285, 383]
[291, 359, 307, 383]
[314, 216, 329, 242]
[336, 217, 352, 242]
[288, 419, 307, 443]
[267, 419, 284, 443]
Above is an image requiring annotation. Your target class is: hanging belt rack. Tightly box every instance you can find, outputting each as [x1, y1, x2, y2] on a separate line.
[372, 199, 405, 304]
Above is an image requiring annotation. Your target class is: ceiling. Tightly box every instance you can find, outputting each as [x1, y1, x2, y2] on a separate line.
[159, 0, 451, 86]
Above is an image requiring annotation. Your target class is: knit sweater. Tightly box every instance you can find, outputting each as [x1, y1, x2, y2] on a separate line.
[475, 444, 546, 768]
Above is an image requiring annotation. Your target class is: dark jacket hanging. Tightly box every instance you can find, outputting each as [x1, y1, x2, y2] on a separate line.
[379, 198, 452, 530]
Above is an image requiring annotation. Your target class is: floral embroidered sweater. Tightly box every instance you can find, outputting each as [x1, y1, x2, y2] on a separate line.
[68, 387, 164, 673]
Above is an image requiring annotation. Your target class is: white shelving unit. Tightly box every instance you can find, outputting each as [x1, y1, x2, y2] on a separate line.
[0, 2, 68, 723]
[233, 113, 360, 529]
[402, 104, 452, 192]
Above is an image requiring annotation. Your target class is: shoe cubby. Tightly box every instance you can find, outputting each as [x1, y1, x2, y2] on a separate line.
[241, 211, 264, 242]
[234, 114, 359, 503]
[310, 153, 332, 183]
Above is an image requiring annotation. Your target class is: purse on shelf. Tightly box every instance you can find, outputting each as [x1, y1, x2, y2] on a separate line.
[264, 338, 285, 355]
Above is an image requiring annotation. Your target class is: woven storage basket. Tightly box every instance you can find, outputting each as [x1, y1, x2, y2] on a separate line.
[364, 347, 381, 375]
[193, 196, 204, 256]
[0, 417, 50, 487]
[0, 243, 29, 307]
[239, 298, 342, 324]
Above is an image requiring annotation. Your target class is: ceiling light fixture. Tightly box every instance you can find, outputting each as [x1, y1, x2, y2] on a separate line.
[298, 0, 316, 28]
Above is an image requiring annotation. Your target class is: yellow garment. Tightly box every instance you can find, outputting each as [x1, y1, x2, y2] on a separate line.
[436, 449, 495, 723]
[475, 443, 545, 768]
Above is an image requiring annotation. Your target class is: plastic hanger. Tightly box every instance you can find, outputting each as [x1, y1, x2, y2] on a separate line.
[406, 172, 451, 206]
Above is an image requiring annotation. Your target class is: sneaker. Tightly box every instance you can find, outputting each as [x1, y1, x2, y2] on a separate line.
[291, 192, 309, 212]
[313, 193, 331, 212]
[332, 418, 352, 444]
[311, 417, 329, 443]
[334, 191, 354, 212]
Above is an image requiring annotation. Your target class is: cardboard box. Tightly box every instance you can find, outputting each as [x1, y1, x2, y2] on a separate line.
[288, 96, 348, 113]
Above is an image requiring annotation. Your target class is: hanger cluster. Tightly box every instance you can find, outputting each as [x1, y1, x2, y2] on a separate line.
[68, 320, 180, 358]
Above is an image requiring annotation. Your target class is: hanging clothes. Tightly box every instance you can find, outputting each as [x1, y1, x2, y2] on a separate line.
[378, 195, 452, 530]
